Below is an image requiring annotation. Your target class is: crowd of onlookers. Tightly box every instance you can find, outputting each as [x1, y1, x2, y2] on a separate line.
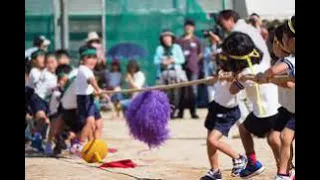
[25, 12, 286, 120]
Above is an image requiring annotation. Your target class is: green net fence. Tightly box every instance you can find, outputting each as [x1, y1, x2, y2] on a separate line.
[102, 0, 213, 85]
[26, 0, 216, 85]
[25, 0, 55, 51]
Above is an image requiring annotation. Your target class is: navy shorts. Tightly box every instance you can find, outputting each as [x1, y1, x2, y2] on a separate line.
[243, 111, 283, 138]
[61, 108, 79, 133]
[278, 107, 295, 131]
[77, 95, 101, 126]
[28, 93, 49, 116]
[204, 101, 241, 136]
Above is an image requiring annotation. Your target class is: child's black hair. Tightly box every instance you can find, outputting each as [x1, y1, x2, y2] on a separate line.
[217, 10, 240, 25]
[220, 32, 263, 72]
[55, 49, 70, 60]
[284, 16, 295, 38]
[55, 64, 72, 79]
[45, 52, 57, 61]
[78, 44, 97, 60]
[31, 49, 45, 60]
[274, 24, 286, 45]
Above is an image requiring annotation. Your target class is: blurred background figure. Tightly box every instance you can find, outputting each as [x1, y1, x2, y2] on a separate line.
[104, 60, 123, 117]
[248, 13, 269, 41]
[176, 20, 202, 119]
[154, 29, 186, 119]
[120, 60, 146, 113]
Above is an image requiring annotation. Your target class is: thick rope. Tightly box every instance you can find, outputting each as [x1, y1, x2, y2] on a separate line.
[100, 75, 294, 94]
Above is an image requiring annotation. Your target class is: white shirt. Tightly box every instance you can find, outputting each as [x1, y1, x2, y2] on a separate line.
[25, 47, 38, 61]
[35, 69, 58, 101]
[75, 65, 95, 95]
[108, 72, 122, 87]
[278, 55, 295, 113]
[69, 68, 79, 79]
[238, 64, 280, 118]
[130, 71, 146, 97]
[214, 81, 239, 108]
[232, 19, 271, 68]
[26, 68, 42, 89]
[61, 77, 77, 109]
[49, 90, 61, 115]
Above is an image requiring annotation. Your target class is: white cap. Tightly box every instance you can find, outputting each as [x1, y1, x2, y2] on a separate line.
[85, 32, 100, 42]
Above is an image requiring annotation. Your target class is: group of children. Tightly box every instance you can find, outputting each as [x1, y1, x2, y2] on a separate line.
[25, 44, 105, 156]
[201, 15, 295, 180]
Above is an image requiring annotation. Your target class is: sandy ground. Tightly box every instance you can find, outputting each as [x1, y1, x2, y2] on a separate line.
[25, 109, 295, 180]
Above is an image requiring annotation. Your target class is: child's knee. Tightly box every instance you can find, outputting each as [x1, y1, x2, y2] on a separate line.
[267, 132, 281, 147]
[208, 136, 219, 148]
[280, 131, 294, 146]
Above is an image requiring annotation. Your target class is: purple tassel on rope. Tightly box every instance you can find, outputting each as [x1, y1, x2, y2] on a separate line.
[125, 90, 171, 148]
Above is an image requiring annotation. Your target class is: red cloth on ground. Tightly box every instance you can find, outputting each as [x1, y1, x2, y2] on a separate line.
[108, 148, 117, 153]
[99, 159, 137, 168]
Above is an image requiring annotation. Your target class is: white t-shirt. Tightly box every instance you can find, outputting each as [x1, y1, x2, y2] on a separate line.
[278, 55, 295, 113]
[232, 20, 271, 68]
[49, 90, 61, 115]
[108, 72, 122, 87]
[26, 68, 42, 89]
[61, 77, 77, 109]
[238, 64, 280, 118]
[130, 71, 146, 97]
[213, 81, 238, 108]
[35, 69, 58, 100]
[75, 65, 95, 95]
[25, 47, 38, 61]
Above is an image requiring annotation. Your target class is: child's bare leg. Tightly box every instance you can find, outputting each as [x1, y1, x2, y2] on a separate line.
[79, 117, 95, 142]
[267, 131, 281, 165]
[209, 129, 240, 159]
[207, 131, 219, 170]
[94, 118, 103, 139]
[279, 127, 295, 174]
[239, 124, 255, 154]
[35, 111, 50, 138]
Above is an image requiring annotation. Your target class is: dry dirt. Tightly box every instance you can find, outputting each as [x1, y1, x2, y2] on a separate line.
[25, 109, 295, 180]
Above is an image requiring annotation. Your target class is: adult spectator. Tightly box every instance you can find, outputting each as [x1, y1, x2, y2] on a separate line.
[154, 29, 187, 118]
[212, 10, 272, 67]
[176, 20, 202, 119]
[248, 13, 269, 41]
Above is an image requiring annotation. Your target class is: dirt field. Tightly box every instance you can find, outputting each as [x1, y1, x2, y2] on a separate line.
[25, 109, 295, 180]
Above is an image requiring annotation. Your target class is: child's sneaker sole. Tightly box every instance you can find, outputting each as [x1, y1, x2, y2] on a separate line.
[241, 166, 265, 179]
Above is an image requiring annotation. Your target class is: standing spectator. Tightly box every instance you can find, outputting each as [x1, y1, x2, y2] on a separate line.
[154, 29, 187, 118]
[176, 20, 202, 119]
[248, 13, 269, 41]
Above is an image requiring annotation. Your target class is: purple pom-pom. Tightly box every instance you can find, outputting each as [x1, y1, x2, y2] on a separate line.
[125, 90, 171, 148]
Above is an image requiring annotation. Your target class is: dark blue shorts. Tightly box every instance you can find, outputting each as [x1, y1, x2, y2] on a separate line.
[77, 95, 101, 126]
[204, 101, 241, 136]
[28, 93, 49, 116]
[61, 108, 79, 133]
[243, 111, 282, 138]
[278, 107, 295, 131]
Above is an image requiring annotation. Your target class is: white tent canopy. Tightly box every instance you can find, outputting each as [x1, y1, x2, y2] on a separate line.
[244, 0, 295, 20]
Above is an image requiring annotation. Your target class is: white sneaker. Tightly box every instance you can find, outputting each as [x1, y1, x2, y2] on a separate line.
[45, 142, 53, 155]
